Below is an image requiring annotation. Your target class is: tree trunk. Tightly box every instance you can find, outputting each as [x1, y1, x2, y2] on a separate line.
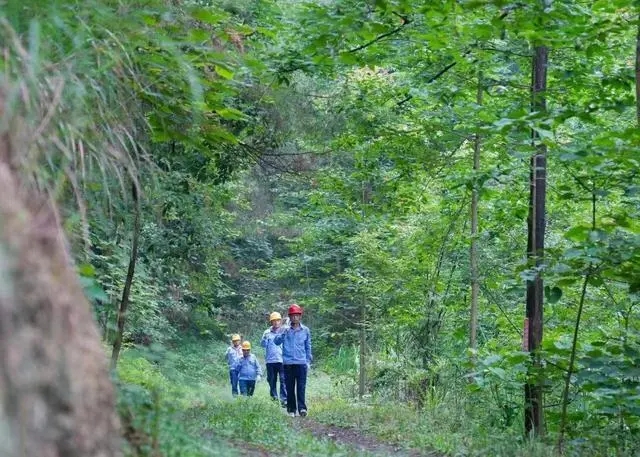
[359, 303, 366, 398]
[111, 180, 141, 368]
[524, 43, 548, 437]
[470, 71, 482, 355]
[557, 189, 596, 453]
[358, 181, 370, 398]
[635, 14, 640, 124]
[0, 137, 121, 456]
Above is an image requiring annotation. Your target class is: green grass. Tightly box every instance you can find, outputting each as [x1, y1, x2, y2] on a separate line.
[115, 340, 638, 457]
[310, 396, 556, 457]
[116, 340, 381, 457]
[194, 394, 380, 457]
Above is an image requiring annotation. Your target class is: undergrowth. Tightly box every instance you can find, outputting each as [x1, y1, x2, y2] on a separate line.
[115, 339, 377, 457]
[116, 339, 636, 457]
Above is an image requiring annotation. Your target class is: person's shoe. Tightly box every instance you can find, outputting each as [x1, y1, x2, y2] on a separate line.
[288, 412, 295, 418]
[281, 400, 287, 408]
[299, 409, 307, 417]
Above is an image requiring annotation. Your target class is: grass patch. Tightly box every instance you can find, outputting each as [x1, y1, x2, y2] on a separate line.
[194, 394, 380, 456]
[116, 340, 382, 456]
[309, 393, 557, 457]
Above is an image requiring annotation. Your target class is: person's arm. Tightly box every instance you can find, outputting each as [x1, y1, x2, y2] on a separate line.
[260, 330, 269, 348]
[273, 330, 285, 345]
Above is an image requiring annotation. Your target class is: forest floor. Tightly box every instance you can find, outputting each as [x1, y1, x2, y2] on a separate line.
[118, 343, 556, 457]
[219, 416, 439, 457]
[204, 400, 440, 457]
[292, 417, 439, 457]
[119, 344, 450, 456]
[195, 368, 442, 457]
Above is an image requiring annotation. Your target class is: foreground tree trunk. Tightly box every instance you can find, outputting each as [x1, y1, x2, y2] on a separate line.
[0, 135, 121, 456]
[111, 180, 141, 368]
[524, 43, 548, 437]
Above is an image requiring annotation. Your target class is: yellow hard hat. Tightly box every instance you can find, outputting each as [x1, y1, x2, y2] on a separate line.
[269, 312, 282, 322]
[231, 334, 241, 341]
[241, 341, 251, 350]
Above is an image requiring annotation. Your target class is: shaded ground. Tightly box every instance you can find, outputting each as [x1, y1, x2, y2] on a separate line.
[294, 417, 443, 457]
[228, 439, 272, 456]
[200, 430, 272, 457]
[206, 415, 444, 457]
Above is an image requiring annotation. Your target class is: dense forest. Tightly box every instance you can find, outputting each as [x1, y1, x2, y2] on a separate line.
[1, 0, 639, 456]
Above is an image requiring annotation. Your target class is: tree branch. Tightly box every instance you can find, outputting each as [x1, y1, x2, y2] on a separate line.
[397, 51, 472, 106]
[348, 19, 412, 53]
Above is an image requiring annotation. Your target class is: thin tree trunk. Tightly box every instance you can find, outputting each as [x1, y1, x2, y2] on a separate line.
[359, 300, 366, 398]
[470, 71, 483, 355]
[359, 180, 369, 399]
[111, 181, 141, 369]
[524, 42, 548, 437]
[557, 189, 596, 453]
[635, 14, 640, 124]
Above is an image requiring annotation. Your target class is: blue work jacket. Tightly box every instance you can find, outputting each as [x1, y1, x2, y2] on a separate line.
[274, 324, 312, 365]
[261, 327, 284, 363]
[233, 354, 263, 381]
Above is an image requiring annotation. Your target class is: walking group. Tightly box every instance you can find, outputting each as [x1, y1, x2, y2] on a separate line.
[225, 303, 313, 417]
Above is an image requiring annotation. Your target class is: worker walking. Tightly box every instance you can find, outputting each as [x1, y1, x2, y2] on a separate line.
[233, 341, 263, 397]
[225, 334, 243, 396]
[261, 312, 287, 406]
[274, 304, 312, 417]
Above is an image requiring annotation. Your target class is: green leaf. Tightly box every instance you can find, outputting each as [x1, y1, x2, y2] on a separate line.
[556, 277, 578, 287]
[216, 107, 248, 121]
[214, 65, 234, 80]
[564, 225, 590, 242]
[545, 286, 562, 304]
[78, 263, 96, 277]
[191, 8, 227, 25]
[487, 366, 507, 380]
[588, 275, 604, 287]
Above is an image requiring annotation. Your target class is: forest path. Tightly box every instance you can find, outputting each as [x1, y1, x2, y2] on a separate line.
[292, 416, 442, 457]
[202, 369, 442, 457]
[215, 411, 440, 457]
[184, 343, 446, 457]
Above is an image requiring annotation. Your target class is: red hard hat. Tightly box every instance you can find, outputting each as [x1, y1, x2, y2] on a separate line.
[288, 304, 303, 315]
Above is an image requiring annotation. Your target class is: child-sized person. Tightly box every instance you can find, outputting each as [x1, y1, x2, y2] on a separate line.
[225, 334, 243, 396]
[233, 341, 263, 397]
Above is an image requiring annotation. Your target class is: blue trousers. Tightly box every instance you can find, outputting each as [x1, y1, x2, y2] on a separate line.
[229, 369, 239, 396]
[239, 379, 256, 396]
[284, 364, 307, 414]
[266, 362, 287, 401]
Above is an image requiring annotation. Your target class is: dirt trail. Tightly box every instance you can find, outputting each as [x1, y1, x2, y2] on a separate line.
[217, 415, 443, 457]
[228, 439, 272, 456]
[294, 417, 442, 457]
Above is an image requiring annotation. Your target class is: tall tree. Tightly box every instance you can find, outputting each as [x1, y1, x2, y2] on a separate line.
[636, 9, 640, 124]
[470, 71, 483, 357]
[524, 3, 550, 437]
